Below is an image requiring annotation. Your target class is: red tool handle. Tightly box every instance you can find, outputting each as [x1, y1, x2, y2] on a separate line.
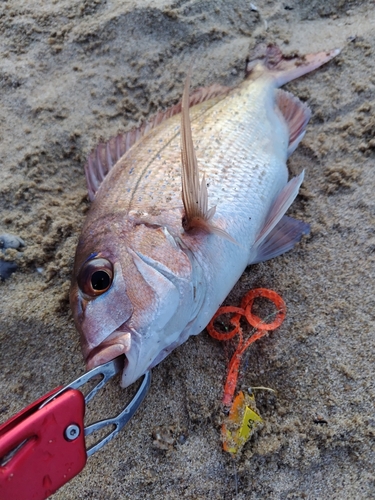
[0, 388, 86, 500]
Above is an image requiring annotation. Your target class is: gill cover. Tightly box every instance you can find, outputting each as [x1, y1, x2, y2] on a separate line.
[120, 247, 193, 387]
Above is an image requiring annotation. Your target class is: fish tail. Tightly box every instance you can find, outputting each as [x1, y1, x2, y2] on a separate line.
[246, 44, 340, 87]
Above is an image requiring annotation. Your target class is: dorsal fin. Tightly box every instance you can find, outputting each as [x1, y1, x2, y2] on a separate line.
[276, 89, 311, 157]
[85, 83, 230, 201]
[180, 74, 236, 244]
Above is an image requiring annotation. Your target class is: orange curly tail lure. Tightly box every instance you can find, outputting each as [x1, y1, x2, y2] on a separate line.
[207, 288, 286, 407]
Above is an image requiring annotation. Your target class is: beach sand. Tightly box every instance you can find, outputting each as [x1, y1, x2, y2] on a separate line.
[1, 1, 374, 498]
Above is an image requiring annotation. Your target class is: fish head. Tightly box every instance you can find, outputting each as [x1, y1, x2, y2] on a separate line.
[70, 216, 197, 386]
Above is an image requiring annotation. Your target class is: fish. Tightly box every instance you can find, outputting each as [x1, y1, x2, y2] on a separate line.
[70, 45, 340, 387]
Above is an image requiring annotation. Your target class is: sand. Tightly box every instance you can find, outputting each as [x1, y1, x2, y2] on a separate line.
[1, 1, 374, 498]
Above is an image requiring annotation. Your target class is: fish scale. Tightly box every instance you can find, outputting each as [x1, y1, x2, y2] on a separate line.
[70, 46, 340, 387]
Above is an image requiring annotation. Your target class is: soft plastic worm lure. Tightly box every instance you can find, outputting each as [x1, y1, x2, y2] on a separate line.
[207, 288, 286, 407]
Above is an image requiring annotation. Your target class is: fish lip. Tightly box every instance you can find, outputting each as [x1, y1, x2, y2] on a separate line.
[85, 330, 132, 370]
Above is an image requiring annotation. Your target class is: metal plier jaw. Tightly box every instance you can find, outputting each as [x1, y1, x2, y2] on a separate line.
[0, 357, 151, 500]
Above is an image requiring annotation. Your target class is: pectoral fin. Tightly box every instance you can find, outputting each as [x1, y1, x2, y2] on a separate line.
[180, 73, 236, 244]
[251, 172, 308, 264]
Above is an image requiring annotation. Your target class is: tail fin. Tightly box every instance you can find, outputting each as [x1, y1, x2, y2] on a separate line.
[246, 44, 340, 87]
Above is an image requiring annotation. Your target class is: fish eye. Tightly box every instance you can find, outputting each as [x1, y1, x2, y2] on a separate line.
[77, 257, 113, 297]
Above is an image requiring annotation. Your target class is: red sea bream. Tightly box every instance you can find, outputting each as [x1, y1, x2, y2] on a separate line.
[70, 46, 339, 387]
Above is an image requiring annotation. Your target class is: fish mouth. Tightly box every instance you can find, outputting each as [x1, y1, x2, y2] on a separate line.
[85, 329, 132, 370]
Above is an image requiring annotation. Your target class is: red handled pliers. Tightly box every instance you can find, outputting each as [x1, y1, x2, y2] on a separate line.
[0, 357, 151, 499]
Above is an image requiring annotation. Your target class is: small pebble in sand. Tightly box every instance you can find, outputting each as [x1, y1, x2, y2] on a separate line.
[0, 233, 25, 281]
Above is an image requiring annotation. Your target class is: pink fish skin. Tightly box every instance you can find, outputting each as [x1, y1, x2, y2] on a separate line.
[70, 46, 340, 387]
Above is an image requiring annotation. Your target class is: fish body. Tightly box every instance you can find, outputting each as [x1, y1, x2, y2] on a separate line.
[70, 46, 339, 387]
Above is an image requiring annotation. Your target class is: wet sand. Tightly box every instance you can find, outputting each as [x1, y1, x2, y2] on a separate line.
[1, 1, 374, 498]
